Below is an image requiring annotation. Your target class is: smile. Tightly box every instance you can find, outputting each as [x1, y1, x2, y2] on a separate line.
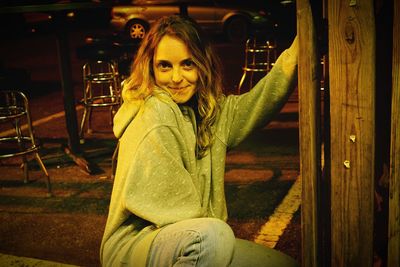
[168, 86, 189, 90]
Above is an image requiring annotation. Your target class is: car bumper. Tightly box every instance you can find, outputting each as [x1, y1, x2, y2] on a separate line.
[110, 17, 126, 31]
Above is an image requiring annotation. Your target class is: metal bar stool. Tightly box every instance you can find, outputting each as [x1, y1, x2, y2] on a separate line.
[0, 90, 52, 195]
[237, 38, 277, 94]
[80, 59, 121, 141]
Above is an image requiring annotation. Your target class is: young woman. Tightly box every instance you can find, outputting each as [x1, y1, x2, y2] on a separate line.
[101, 15, 299, 267]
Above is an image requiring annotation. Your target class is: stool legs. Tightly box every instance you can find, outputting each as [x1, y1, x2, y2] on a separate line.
[237, 39, 277, 94]
[22, 155, 29, 184]
[34, 152, 52, 196]
[15, 118, 30, 185]
[79, 105, 93, 139]
[0, 90, 52, 196]
[80, 60, 121, 140]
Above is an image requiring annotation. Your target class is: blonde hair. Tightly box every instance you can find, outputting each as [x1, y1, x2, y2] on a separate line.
[123, 15, 224, 158]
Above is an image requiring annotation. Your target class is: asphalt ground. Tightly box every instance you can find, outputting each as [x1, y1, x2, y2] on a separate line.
[0, 103, 301, 267]
[0, 28, 301, 266]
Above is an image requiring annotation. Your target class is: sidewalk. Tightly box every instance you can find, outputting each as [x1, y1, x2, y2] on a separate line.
[0, 253, 79, 267]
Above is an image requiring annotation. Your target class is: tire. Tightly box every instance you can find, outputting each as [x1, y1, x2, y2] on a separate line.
[224, 16, 249, 43]
[126, 19, 149, 42]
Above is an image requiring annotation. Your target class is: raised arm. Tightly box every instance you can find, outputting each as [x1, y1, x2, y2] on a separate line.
[219, 37, 298, 148]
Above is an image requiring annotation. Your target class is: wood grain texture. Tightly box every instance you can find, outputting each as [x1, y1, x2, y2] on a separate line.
[388, 0, 400, 265]
[328, 0, 375, 266]
[296, 0, 321, 266]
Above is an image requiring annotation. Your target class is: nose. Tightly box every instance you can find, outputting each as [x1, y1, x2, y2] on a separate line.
[171, 68, 183, 83]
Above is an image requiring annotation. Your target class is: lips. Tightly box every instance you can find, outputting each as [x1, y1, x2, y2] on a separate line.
[168, 85, 190, 90]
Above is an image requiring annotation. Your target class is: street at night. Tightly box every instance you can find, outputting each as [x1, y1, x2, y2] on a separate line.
[0, 3, 301, 266]
[1, 0, 397, 266]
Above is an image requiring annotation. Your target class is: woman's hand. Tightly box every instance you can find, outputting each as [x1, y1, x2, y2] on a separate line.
[281, 35, 298, 76]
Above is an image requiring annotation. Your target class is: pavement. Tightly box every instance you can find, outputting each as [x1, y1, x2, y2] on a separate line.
[0, 28, 301, 267]
[0, 94, 301, 266]
[0, 253, 78, 267]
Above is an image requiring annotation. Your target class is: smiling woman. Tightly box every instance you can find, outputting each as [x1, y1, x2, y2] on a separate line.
[101, 15, 299, 267]
[153, 35, 199, 104]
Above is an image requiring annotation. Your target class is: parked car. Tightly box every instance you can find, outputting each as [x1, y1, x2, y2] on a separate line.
[0, 0, 112, 36]
[110, 0, 274, 42]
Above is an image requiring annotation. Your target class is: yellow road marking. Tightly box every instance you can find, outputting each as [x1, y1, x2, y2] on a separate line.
[254, 176, 301, 248]
[0, 105, 83, 137]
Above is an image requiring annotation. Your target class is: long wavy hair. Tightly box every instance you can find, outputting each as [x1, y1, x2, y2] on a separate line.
[123, 15, 224, 158]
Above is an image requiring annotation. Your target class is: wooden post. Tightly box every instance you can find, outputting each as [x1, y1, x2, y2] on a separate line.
[296, 0, 321, 266]
[388, 0, 400, 265]
[328, 0, 375, 266]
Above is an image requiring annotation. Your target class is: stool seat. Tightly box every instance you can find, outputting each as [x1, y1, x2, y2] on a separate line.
[0, 90, 52, 196]
[85, 72, 116, 82]
[0, 106, 26, 120]
[0, 136, 38, 158]
[83, 95, 121, 107]
[243, 62, 270, 72]
[76, 44, 122, 62]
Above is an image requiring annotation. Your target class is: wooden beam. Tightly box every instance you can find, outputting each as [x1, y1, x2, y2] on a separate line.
[328, 0, 375, 265]
[296, 0, 321, 266]
[388, 0, 400, 265]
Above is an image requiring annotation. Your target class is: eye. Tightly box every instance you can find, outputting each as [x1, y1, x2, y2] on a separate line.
[182, 59, 195, 70]
[157, 61, 172, 71]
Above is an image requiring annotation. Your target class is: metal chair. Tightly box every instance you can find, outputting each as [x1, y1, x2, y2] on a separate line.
[0, 90, 52, 195]
[80, 59, 121, 140]
[237, 38, 277, 94]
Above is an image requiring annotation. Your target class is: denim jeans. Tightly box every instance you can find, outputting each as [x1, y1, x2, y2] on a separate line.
[147, 218, 299, 267]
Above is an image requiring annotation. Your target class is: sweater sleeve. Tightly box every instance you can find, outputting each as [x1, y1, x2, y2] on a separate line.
[121, 125, 204, 228]
[222, 46, 298, 148]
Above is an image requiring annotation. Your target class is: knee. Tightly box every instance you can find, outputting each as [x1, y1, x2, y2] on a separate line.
[199, 218, 235, 250]
[210, 218, 235, 240]
[193, 218, 235, 266]
[149, 218, 236, 267]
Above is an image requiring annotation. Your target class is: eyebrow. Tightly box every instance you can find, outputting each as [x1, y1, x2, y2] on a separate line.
[155, 59, 170, 64]
[154, 58, 193, 64]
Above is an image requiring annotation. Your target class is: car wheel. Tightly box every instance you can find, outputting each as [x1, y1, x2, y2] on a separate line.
[225, 17, 249, 43]
[126, 19, 148, 41]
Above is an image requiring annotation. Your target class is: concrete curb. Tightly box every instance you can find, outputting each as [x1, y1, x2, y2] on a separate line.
[0, 253, 79, 267]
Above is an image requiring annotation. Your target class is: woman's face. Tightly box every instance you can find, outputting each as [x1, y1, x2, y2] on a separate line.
[153, 35, 199, 104]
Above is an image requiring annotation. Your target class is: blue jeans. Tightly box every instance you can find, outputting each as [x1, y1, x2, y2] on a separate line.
[147, 218, 299, 267]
